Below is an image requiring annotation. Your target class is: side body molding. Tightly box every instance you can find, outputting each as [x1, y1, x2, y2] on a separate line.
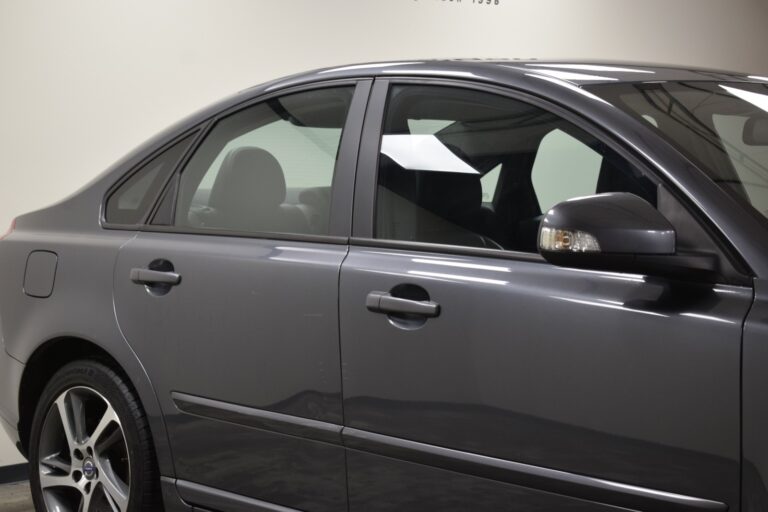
[171, 393, 727, 512]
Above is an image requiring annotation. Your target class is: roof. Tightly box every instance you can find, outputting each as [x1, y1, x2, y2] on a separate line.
[274, 59, 764, 88]
[113, 58, 764, 197]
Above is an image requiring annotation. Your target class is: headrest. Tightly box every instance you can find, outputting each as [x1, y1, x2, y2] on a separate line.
[209, 147, 286, 211]
[419, 171, 482, 221]
[744, 115, 768, 146]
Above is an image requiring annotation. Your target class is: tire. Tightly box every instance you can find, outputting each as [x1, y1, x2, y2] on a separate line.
[28, 360, 161, 511]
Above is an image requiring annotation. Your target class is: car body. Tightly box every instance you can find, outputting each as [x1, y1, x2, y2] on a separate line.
[1, 59, 768, 512]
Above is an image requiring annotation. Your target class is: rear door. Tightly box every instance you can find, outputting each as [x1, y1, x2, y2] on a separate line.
[339, 80, 751, 511]
[113, 81, 370, 512]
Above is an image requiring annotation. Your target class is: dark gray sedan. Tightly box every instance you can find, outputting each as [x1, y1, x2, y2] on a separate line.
[1, 60, 768, 512]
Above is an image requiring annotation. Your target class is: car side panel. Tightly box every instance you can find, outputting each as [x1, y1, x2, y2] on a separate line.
[340, 247, 750, 509]
[347, 450, 637, 512]
[112, 233, 349, 511]
[0, 228, 176, 477]
[168, 413, 346, 511]
[0, 354, 24, 451]
[743, 278, 768, 512]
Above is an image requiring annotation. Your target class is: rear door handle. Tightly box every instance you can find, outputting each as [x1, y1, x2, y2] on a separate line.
[366, 291, 440, 318]
[130, 268, 181, 285]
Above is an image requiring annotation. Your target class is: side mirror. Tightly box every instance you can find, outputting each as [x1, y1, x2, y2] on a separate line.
[538, 193, 677, 274]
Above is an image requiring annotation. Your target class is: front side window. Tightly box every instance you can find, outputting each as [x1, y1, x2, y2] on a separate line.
[588, 81, 768, 227]
[531, 129, 602, 212]
[375, 85, 656, 253]
[175, 87, 354, 235]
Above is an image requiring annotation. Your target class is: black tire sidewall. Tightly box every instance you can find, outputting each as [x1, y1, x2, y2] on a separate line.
[28, 360, 151, 512]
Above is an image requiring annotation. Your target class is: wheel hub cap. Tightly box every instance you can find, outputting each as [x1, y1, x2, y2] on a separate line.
[81, 458, 97, 480]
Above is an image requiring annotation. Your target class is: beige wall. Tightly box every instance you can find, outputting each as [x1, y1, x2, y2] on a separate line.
[0, 0, 766, 467]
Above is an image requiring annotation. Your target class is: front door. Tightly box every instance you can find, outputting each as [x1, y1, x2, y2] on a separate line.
[339, 82, 751, 511]
[113, 82, 368, 511]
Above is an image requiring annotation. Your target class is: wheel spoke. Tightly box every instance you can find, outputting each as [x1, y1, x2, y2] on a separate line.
[79, 490, 93, 512]
[43, 489, 72, 512]
[39, 471, 74, 490]
[40, 453, 71, 473]
[101, 483, 122, 512]
[55, 394, 78, 451]
[90, 406, 118, 447]
[98, 462, 129, 511]
[69, 392, 87, 444]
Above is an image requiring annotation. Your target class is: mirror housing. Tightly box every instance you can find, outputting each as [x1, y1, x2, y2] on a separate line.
[539, 193, 682, 275]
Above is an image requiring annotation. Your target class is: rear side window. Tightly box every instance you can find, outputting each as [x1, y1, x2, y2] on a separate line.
[173, 87, 354, 236]
[105, 135, 194, 225]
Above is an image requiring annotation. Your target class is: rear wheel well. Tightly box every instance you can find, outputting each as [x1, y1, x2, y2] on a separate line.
[17, 337, 133, 457]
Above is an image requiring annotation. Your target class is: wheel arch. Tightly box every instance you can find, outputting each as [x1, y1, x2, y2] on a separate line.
[16, 336, 174, 480]
[18, 337, 128, 455]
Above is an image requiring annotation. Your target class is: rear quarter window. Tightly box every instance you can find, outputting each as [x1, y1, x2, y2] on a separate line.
[105, 135, 195, 225]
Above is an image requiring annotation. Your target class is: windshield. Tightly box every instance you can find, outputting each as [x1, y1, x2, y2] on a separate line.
[587, 81, 768, 225]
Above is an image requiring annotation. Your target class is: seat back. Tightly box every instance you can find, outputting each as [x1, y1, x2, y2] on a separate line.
[207, 146, 309, 233]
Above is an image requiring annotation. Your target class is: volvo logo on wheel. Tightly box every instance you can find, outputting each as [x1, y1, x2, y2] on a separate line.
[82, 458, 97, 480]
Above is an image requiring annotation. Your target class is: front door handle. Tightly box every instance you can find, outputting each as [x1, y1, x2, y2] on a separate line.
[366, 291, 440, 318]
[130, 268, 181, 285]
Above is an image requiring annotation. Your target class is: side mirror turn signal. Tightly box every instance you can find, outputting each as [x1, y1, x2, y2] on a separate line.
[538, 193, 717, 279]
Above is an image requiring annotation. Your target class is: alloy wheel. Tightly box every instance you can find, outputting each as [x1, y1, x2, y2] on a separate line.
[37, 386, 130, 512]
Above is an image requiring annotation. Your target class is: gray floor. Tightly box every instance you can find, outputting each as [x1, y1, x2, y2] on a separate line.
[0, 481, 32, 512]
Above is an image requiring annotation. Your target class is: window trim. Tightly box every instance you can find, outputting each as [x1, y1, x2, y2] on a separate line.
[350, 237, 545, 263]
[147, 120, 215, 227]
[138, 224, 348, 245]
[147, 78, 372, 242]
[353, 77, 752, 285]
[100, 128, 203, 230]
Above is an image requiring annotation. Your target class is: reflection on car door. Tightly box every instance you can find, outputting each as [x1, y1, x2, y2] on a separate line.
[339, 81, 751, 511]
[112, 82, 370, 511]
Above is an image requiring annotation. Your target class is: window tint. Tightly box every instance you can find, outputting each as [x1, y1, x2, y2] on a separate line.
[175, 87, 353, 236]
[375, 85, 656, 253]
[532, 129, 602, 212]
[588, 82, 768, 227]
[481, 164, 501, 204]
[712, 114, 768, 215]
[105, 135, 194, 225]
